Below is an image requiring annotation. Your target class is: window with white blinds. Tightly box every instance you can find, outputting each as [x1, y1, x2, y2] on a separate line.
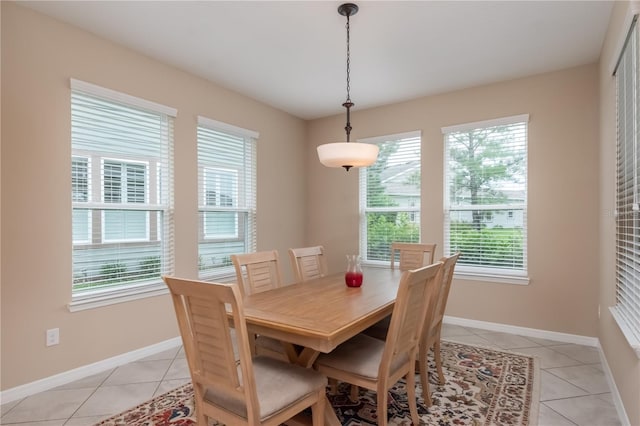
[359, 131, 421, 263]
[197, 116, 257, 279]
[443, 115, 528, 282]
[612, 17, 640, 353]
[70, 79, 175, 308]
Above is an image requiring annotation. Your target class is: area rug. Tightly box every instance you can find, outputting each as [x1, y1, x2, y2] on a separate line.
[95, 340, 539, 425]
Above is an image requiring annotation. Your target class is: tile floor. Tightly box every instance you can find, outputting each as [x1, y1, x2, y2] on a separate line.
[0, 325, 623, 426]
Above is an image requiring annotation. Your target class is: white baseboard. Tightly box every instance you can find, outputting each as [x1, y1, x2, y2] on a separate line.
[443, 315, 599, 346]
[0, 337, 182, 405]
[596, 341, 632, 426]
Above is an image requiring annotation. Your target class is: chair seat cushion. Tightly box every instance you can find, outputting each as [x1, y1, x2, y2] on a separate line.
[204, 355, 326, 421]
[315, 333, 408, 380]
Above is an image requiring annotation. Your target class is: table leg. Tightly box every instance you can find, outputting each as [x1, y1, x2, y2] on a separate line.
[283, 347, 340, 426]
[285, 395, 341, 426]
[296, 347, 321, 368]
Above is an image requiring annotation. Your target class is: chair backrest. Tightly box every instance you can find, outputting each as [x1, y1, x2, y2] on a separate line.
[390, 242, 437, 271]
[231, 250, 284, 297]
[430, 252, 461, 331]
[163, 277, 261, 422]
[380, 262, 442, 376]
[288, 245, 328, 282]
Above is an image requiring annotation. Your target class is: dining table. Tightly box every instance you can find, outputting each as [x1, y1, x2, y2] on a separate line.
[241, 265, 404, 426]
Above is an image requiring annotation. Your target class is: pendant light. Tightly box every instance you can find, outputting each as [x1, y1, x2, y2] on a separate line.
[317, 3, 379, 172]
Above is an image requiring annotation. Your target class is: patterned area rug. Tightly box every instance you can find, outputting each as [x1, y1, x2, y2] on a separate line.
[95, 341, 539, 426]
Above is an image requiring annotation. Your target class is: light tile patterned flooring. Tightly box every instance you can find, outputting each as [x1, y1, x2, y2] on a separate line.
[0, 325, 622, 426]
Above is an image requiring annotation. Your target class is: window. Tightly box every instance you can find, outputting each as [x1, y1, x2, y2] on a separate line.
[197, 117, 257, 279]
[70, 79, 175, 309]
[443, 115, 528, 282]
[359, 131, 422, 263]
[611, 17, 640, 354]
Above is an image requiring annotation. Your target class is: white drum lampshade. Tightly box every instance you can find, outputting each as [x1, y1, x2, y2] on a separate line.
[317, 142, 379, 171]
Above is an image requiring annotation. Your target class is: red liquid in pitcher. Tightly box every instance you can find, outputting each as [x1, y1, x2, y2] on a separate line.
[345, 272, 363, 287]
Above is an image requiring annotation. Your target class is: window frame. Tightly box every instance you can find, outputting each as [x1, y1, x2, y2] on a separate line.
[442, 114, 530, 285]
[69, 79, 176, 312]
[197, 116, 258, 281]
[358, 131, 422, 266]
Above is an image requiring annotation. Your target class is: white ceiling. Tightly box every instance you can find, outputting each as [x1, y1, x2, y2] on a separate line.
[22, 1, 613, 120]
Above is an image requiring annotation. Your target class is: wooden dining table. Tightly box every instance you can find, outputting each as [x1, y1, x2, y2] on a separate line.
[241, 265, 404, 426]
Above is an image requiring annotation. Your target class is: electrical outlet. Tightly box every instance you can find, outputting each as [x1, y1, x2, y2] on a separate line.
[46, 328, 60, 346]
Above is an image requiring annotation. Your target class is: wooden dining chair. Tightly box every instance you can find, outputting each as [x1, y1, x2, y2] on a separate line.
[231, 250, 291, 361]
[390, 242, 437, 270]
[288, 245, 328, 282]
[362, 242, 438, 340]
[231, 250, 284, 297]
[314, 262, 442, 426]
[163, 276, 327, 426]
[419, 252, 460, 405]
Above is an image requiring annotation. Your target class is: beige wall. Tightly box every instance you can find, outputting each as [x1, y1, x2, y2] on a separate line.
[307, 65, 600, 337]
[0, 3, 307, 390]
[598, 2, 640, 425]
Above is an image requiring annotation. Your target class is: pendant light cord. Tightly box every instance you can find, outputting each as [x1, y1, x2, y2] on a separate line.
[346, 14, 351, 104]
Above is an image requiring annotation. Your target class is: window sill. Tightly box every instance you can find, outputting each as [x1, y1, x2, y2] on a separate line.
[68, 282, 168, 312]
[609, 306, 640, 358]
[453, 270, 530, 285]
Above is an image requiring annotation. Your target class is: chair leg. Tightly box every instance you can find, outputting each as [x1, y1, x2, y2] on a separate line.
[406, 370, 419, 425]
[434, 336, 445, 385]
[194, 388, 207, 425]
[350, 384, 359, 401]
[376, 385, 389, 426]
[311, 388, 326, 425]
[328, 378, 338, 394]
[419, 342, 432, 407]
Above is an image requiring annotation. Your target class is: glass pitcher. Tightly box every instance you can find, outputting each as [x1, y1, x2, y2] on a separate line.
[345, 254, 363, 287]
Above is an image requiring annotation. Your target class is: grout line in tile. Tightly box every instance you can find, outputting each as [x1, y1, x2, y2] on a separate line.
[63, 381, 104, 423]
[540, 401, 579, 426]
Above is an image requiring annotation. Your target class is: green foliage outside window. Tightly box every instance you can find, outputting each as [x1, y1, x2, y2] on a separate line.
[449, 223, 523, 268]
[367, 211, 419, 261]
[73, 256, 162, 290]
[139, 256, 161, 279]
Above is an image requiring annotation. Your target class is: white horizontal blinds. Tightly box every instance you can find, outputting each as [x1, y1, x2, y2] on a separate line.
[71, 82, 174, 294]
[197, 117, 257, 278]
[615, 19, 640, 343]
[443, 115, 528, 275]
[359, 131, 421, 262]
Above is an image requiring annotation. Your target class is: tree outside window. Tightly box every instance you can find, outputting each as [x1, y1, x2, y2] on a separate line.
[443, 116, 528, 275]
